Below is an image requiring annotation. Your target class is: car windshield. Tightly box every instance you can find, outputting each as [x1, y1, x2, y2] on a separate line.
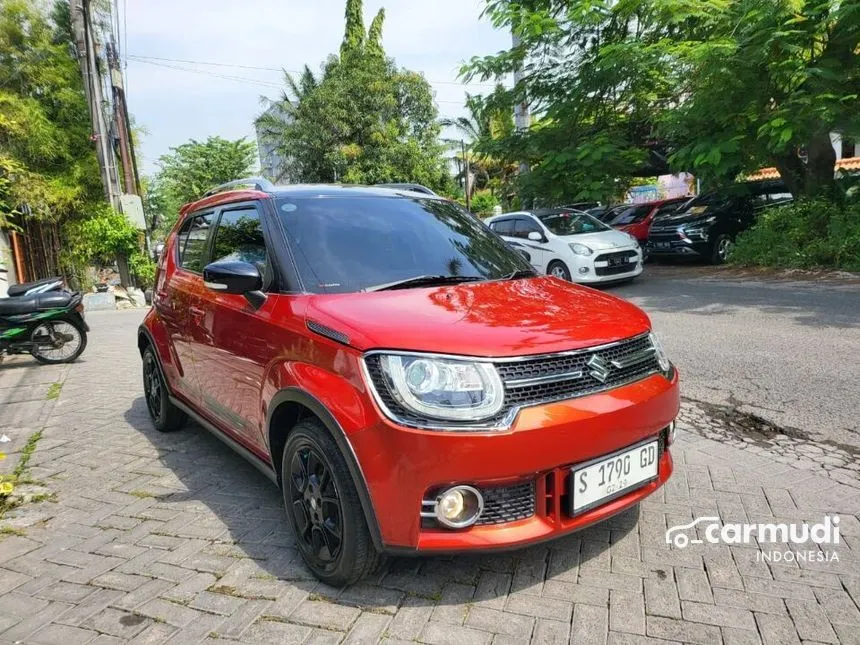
[609, 204, 652, 225]
[539, 211, 610, 235]
[277, 196, 532, 294]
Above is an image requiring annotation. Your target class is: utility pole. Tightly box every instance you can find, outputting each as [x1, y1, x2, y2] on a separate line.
[511, 30, 530, 176]
[107, 40, 138, 196]
[461, 139, 471, 213]
[70, 0, 119, 209]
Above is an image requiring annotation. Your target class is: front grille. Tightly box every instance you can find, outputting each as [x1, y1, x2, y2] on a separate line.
[365, 333, 661, 428]
[594, 250, 639, 277]
[421, 481, 536, 528]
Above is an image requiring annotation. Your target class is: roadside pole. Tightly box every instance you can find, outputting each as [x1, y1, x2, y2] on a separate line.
[462, 139, 471, 213]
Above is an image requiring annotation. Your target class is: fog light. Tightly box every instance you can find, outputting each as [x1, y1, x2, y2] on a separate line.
[667, 420, 677, 445]
[435, 485, 483, 528]
[578, 267, 589, 274]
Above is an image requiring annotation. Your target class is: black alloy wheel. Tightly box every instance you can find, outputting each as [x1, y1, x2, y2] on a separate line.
[281, 419, 380, 586]
[142, 346, 186, 432]
[288, 443, 344, 567]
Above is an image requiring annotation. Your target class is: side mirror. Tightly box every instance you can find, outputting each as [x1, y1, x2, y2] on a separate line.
[203, 260, 263, 298]
[527, 231, 544, 242]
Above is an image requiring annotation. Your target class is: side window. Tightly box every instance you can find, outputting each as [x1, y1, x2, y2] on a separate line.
[514, 218, 542, 239]
[211, 207, 268, 274]
[491, 219, 515, 236]
[177, 213, 214, 273]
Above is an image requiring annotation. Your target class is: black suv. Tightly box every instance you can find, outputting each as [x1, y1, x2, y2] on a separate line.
[647, 181, 792, 264]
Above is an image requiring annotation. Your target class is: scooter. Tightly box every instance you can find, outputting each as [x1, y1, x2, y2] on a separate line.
[0, 289, 89, 364]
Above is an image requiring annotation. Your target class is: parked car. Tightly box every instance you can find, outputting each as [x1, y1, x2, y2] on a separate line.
[486, 208, 643, 284]
[139, 179, 679, 586]
[607, 197, 691, 245]
[647, 181, 792, 264]
[587, 204, 629, 223]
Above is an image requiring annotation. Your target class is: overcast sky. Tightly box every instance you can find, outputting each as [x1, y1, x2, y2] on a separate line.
[123, 0, 511, 176]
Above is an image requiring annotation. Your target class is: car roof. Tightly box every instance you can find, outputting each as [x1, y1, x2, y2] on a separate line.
[180, 184, 444, 216]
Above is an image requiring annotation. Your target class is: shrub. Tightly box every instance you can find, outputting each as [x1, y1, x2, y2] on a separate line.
[730, 199, 860, 272]
[469, 189, 500, 218]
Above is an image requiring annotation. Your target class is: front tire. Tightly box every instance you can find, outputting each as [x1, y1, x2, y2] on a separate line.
[142, 346, 186, 432]
[547, 260, 572, 281]
[30, 317, 87, 364]
[282, 419, 379, 586]
[710, 234, 733, 264]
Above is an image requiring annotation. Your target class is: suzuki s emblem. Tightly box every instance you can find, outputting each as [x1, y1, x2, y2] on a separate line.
[587, 354, 611, 383]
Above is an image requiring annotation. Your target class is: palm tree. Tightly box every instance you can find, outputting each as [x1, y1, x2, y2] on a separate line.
[440, 91, 516, 197]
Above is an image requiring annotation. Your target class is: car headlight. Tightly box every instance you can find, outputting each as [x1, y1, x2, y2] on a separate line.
[648, 332, 672, 375]
[569, 243, 593, 256]
[372, 354, 505, 421]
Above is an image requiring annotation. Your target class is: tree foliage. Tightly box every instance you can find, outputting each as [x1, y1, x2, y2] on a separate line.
[256, 0, 450, 190]
[464, 0, 860, 202]
[147, 136, 256, 235]
[0, 0, 102, 229]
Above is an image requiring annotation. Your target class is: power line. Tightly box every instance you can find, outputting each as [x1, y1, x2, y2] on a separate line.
[125, 53, 499, 88]
[125, 57, 474, 104]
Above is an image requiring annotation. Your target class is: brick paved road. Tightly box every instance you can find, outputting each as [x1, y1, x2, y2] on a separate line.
[1, 309, 859, 644]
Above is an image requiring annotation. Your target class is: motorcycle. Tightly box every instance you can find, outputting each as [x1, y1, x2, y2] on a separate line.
[0, 290, 89, 364]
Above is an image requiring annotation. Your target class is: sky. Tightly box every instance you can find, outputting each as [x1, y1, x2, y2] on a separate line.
[123, 0, 512, 176]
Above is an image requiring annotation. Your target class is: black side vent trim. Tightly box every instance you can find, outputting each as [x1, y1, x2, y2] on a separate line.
[306, 320, 350, 345]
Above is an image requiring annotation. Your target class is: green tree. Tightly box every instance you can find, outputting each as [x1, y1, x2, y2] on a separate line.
[0, 0, 102, 229]
[256, 0, 450, 190]
[464, 0, 859, 201]
[149, 136, 256, 235]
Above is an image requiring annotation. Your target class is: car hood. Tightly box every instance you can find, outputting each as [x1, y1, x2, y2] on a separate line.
[653, 206, 718, 227]
[305, 276, 651, 356]
[555, 229, 637, 251]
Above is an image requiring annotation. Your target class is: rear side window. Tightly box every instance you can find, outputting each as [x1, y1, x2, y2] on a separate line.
[491, 219, 515, 235]
[211, 207, 268, 273]
[177, 213, 214, 273]
[610, 205, 651, 225]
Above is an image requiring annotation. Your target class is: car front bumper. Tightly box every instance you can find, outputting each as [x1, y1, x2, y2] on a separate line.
[571, 248, 644, 284]
[646, 236, 708, 257]
[350, 369, 679, 552]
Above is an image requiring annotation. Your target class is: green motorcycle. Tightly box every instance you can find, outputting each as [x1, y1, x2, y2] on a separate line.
[0, 291, 89, 364]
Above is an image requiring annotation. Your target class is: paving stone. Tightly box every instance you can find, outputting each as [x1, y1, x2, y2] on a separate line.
[756, 612, 801, 645]
[676, 568, 714, 603]
[572, 603, 608, 645]
[466, 606, 534, 638]
[343, 612, 391, 644]
[644, 577, 681, 619]
[239, 618, 312, 644]
[419, 621, 493, 645]
[646, 616, 722, 645]
[682, 600, 757, 630]
[81, 607, 152, 639]
[35, 580, 98, 603]
[721, 626, 762, 645]
[135, 597, 204, 627]
[610, 589, 646, 635]
[785, 598, 839, 643]
[289, 599, 361, 630]
[505, 592, 572, 622]
[386, 594, 433, 640]
[213, 598, 270, 639]
[530, 618, 569, 644]
[28, 622, 98, 645]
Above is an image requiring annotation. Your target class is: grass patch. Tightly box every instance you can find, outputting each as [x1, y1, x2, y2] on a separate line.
[45, 382, 63, 400]
[0, 526, 26, 537]
[0, 429, 46, 519]
[128, 490, 156, 499]
[14, 429, 43, 479]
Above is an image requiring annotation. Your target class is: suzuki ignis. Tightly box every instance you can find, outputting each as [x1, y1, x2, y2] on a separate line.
[139, 179, 679, 586]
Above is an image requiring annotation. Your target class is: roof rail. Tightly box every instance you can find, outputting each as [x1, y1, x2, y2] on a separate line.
[202, 177, 275, 198]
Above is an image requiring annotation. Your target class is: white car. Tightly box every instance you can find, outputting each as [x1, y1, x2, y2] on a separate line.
[486, 208, 643, 284]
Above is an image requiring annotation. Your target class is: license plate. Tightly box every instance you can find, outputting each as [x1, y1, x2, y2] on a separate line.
[609, 257, 626, 266]
[570, 440, 659, 514]
[656, 242, 670, 249]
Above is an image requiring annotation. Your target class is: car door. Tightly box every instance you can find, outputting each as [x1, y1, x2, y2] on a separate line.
[190, 202, 277, 457]
[155, 211, 214, 405]
[513, 217, 550, 270]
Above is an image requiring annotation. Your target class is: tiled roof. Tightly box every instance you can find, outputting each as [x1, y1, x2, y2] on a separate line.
[745, 157, 860, 181]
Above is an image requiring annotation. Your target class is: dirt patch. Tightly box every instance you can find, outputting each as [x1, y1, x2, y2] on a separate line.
[648, 263, 860, 284]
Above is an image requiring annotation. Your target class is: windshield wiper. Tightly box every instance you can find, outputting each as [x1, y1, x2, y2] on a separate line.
[503, 269, 536, 281]
[363, 275, 484, 292]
